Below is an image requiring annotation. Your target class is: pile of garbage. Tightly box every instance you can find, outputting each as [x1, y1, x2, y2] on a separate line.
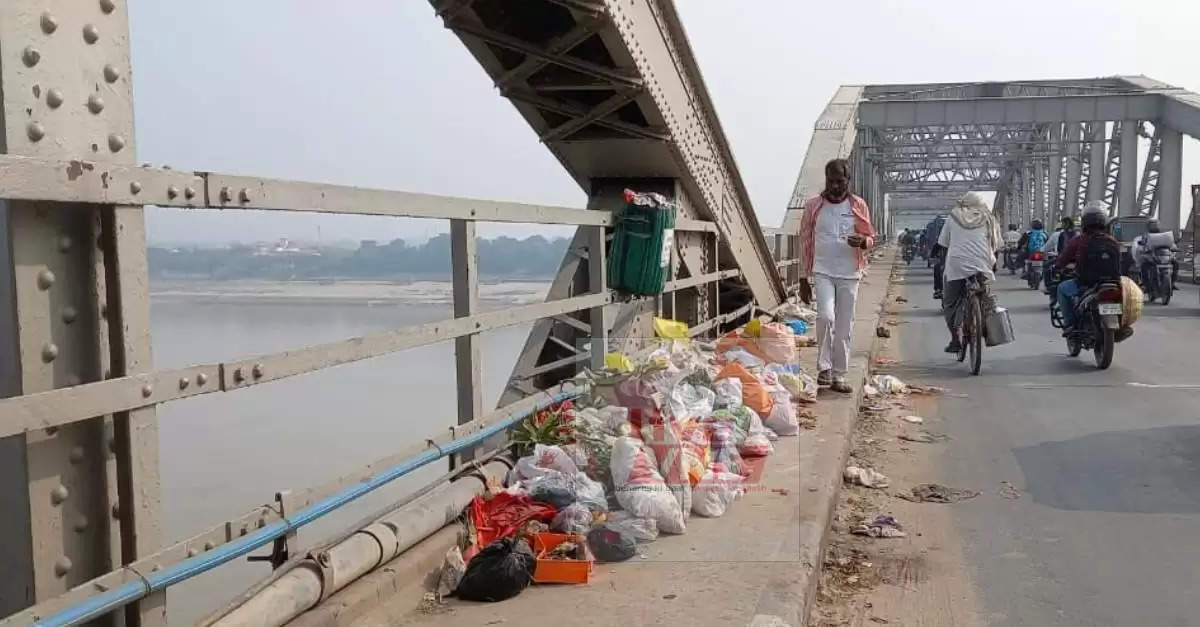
[446, 315, 816, 603]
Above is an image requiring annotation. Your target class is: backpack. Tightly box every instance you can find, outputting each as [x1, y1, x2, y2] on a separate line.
[1076, 235, 1122, 287]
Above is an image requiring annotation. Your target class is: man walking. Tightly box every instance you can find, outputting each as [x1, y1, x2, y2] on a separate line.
[798, 159, 876, 393]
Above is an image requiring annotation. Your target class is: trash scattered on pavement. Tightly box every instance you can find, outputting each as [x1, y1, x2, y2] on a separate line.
[908, 384, 947, 395]
[875, 326, 891, 338]
[898, 431, 949, 443]
[870, 374, 909, 395]
[851, 514, 906, 538]
[863, 384, 880, 398]
[436, 546, 466, 599]
[895, 296, 908, 303]
[844, 465, 891, 488]
[901, 415, 924, 424]
[899, 483, 980, 503]
[874, 357, 898, 366]
[454, 537, 536, 602]
[999, 481, 1022, 500]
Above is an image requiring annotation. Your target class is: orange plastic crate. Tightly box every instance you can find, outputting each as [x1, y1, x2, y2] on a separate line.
[528, 532, 594, 584]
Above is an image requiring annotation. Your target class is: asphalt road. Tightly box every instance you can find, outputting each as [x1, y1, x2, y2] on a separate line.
[890, 260, 1200, 627]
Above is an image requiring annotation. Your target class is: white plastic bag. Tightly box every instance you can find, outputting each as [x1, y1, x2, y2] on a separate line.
[509, 444, 580, 485]
[763, 389, 800, 436]
[843, 465, 890, 489]
[610, 437, 686, 534]
[739, 409, 774, 456]
[605, 510, 658, 542]
[692, 470, 744, 517]
[722, 347, 765, 369]
[551, 502, 594, 534]
[713, 377, 743, 409]
[573, 472, 609, 512]
[870, 374, 908, 395]
[665, 383, 715, 423]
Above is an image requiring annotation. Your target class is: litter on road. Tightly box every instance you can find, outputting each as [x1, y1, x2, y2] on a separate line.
[844, 465, 891, 489]
[901, 415, 924, 424]
[898, 431, 949, 443]
[899, 483, 980, 503]
[851, 514, 907, 538]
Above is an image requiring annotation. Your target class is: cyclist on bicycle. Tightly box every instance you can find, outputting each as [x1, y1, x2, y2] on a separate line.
[939, 192, 1003, 353]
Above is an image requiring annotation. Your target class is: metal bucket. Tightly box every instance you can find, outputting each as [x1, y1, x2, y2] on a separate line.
[984, 306, 1015, 347]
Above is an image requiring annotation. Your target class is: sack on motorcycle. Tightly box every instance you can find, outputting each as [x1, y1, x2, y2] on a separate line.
[1076, 236, 1122, 286]
[1120, 276, 1143, 327]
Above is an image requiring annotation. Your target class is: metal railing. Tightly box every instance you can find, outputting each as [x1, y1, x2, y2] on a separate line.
[0, 152, 798, 625]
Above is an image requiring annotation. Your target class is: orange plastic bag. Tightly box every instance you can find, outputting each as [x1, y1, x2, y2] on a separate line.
[758, 322, 797, 364]
[715, 362, 774, 417]
[715, 330, 770, 363]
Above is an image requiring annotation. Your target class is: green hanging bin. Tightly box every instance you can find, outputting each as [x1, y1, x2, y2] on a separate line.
[607, 189, 676, 296]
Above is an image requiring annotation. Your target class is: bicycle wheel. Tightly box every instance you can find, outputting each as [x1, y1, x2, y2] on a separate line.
[956, 299, 968, 363]
[969, 295, 983, 375]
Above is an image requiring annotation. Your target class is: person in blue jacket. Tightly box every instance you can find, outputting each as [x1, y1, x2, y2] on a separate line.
[1026, 219, 1048, 255]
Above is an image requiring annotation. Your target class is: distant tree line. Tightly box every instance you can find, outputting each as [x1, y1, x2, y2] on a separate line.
[148, 234, 570, 280]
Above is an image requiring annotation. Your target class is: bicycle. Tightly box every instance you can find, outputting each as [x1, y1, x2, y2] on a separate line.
[954, 273, 988, 375]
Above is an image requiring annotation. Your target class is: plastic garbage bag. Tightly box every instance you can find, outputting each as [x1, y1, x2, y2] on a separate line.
[766, 363, 816, 403]
[707, 422, 745, 477]
[692, 470, 744, 517]
[586, 524, 637, 562]
[870, 374, 909, 395]
[679, 421, 712, 486]
[653, 317, 690, 339]
[605, 510, 658, 542]
[665, 382, 715, 422]
[713, 377, 743, 409]
[526, 471, 578, 508]
[784, 319, 808, 336]
[776, 303, 818, 323]
[573, 472, 608, 512]
[843, 465, 890, 489]
[738, 410, 774, 457]
[758, 322, 797, 364]
[454, 537, 536, 602]
[715, 362, 773, 417]
[509, 444, 580, 484]
[604, 352, 634, 373]
[851, 514, 906, 538]
[721, 347, 766, 369]
[638, 418, 693, 517]
[615, 375, 660, 414]
[436, 546, 466, 599]
[610, 436, 687, 534]
[551, 502, 594, 534]
[764, 388, 800, 436]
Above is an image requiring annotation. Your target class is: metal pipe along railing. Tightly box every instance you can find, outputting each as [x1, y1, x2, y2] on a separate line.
[33, 390, 582, 627]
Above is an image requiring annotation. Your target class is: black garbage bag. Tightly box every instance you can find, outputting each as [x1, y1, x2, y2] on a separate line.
[586, 524, 636, 563]
[454, 538, 536, 602]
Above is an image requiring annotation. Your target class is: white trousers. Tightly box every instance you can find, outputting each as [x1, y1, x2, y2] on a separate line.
[813, 273, 860, 378]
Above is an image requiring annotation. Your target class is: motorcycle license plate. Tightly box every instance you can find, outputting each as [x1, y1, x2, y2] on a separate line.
[1098, 303, 1122, 315]
[1030, 260, 1043, 268]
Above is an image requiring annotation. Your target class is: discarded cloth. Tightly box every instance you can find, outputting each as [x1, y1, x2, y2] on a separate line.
[467, 492, 557, 554]
[899, 483, 980, 503]
[851, 514, 906, 538]
[843, 465, 890, 489]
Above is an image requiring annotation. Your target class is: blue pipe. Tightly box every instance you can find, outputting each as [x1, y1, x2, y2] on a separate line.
[37, 390, 581, 627]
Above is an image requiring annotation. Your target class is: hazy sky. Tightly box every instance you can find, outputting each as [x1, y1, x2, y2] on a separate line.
[131, 0, 1200, 246]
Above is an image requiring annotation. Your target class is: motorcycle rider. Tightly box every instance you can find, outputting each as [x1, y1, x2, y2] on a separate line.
[1046, 216, 1077, 255]
[1002, 223, 1021, 270]
[1134, 219, 1180, 290]
[929, 215, 947, 299]
[939, 192, 1003, 353]
[1055, 201, 1122, 335]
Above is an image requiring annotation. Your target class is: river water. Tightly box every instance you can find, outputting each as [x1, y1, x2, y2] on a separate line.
[149, 280, 547, 623]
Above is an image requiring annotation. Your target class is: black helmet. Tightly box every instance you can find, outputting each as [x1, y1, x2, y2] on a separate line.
[1031, 220, 1043, 230]
[1080, 200, 1108, 230]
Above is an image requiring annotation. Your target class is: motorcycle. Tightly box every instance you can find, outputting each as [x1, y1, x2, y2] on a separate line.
[1042, 252, 1060, 307]
[1026, 251, 1044, 290]
[1142, 246, 1175, 305]
[902, 244, 916, 265]
[1050, 268, 1124, 370]
[1002, 247, 1020, 275]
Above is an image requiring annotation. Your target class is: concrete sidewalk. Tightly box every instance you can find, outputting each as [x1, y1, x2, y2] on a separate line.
[296, 255, 897, 627]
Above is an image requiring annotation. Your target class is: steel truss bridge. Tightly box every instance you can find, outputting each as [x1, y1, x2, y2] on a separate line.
[1, 1, 1199, 626]
[783, 77, 1200, 232]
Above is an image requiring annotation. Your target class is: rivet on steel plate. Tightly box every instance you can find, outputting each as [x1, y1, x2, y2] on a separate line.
[46, 88, 64, 108]
[42, 343, 59, 363]
[27, 121, 46, 142]
[103, 64, 120, 83]
[252, 363, 264, 379]
[204, 541, 215, 550]
[37, 269, 55, 290]
[100, 0, 117, 14]
[73, 516, 88, 533]
[141, 384, 153, 398]
[233, 367, 244, 383]
[184, 186, 196, 199]
[219, 187, 232, 203]
[54, 557, 73, 577]
[22, 46, 41, 67]
[179, 376, 190, 390]
[58, 235, 73, 252]
[196, 372, 208, 386]
[167, 185, 179, 199]
[41, 12, 59, 34]
[239, 188, 251, 203]
[87, 94, 105, 114]
[82, 24, 100, 44]
[129, 181, 142, 194]
[50, 485, 70, 505]
[108, 133, 125, 153]
[69, 446, 85, 464]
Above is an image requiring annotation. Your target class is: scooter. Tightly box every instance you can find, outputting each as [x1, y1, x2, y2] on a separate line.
[1026, 252, 1044, 290]
[1002, 247, 1020, 275]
